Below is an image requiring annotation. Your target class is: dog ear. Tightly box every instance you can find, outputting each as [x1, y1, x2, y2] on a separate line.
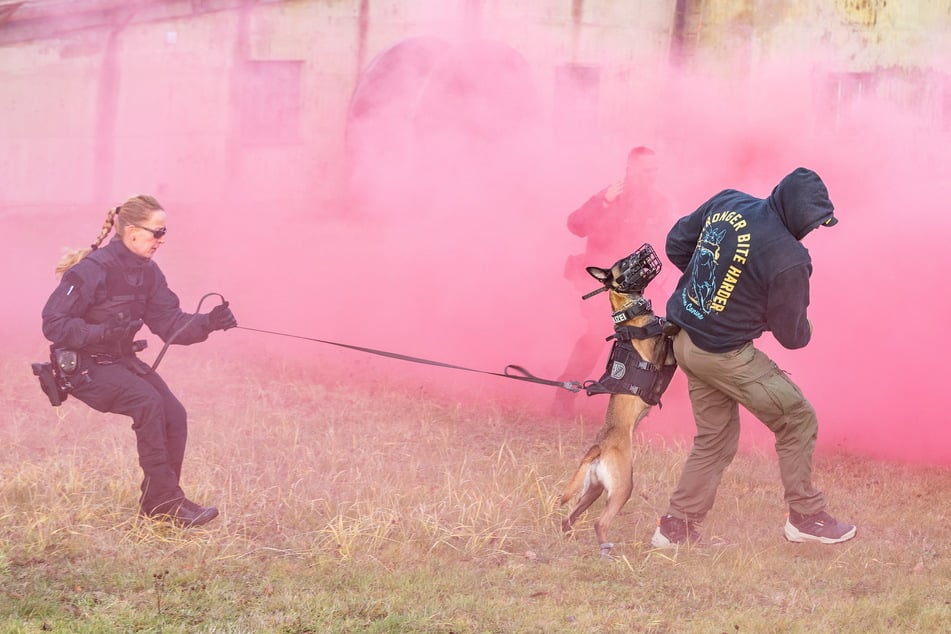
[586, 266, 612, 283]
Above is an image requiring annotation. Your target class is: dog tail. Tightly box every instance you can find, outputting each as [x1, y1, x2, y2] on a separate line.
[558, 444, 601, 505]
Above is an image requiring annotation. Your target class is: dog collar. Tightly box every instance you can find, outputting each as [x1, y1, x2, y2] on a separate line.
[611, 297, 652, 324]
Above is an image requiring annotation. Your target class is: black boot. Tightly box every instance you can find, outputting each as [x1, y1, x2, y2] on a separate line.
[142, 498, 219, 527]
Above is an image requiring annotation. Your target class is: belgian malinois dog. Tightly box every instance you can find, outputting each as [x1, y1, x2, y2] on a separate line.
[559, 245, 677, 556]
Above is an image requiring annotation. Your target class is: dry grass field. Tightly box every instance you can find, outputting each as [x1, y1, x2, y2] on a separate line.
[2, 355, 950, 633]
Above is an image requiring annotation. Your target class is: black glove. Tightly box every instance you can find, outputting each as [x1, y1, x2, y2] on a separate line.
[102, 317, 144, 343]
[208, 301, 237, 331]
[100, 317, 144, 356]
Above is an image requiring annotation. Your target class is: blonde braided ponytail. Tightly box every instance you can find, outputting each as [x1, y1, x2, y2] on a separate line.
[54, 196, 163, 277]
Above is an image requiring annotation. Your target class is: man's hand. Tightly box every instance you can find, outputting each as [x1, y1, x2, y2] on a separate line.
[208, 301, 237, 331]
[603, 180, 625, 206]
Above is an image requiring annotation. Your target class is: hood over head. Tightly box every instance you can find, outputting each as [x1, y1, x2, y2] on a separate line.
[768, 167, 837, 240]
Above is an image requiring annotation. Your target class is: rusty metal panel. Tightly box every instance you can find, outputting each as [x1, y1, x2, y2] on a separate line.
[836, 0, 886, 27]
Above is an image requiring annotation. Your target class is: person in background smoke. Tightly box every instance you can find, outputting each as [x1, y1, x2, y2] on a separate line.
[552, 146, 671, 416]
[651, 167, 856, 548]
[41, 194, 237, 527]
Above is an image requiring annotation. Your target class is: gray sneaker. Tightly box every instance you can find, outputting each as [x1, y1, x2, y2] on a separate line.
[784, 510, 856, 544]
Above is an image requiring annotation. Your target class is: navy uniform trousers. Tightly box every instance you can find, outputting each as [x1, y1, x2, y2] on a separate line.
[70, 356, 188, 514]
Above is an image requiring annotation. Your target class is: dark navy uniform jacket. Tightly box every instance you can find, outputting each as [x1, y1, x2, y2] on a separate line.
[42, 235, 213, 357]
[664, 167, 837, 353]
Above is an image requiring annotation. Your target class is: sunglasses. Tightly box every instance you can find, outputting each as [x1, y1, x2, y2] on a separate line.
[132, 224, 168, 239]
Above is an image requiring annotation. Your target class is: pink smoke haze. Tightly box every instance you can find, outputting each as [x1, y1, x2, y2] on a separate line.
[3, 5, 949, 466]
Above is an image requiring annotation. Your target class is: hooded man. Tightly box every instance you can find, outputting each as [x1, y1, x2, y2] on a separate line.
[651, 167, 855, 548]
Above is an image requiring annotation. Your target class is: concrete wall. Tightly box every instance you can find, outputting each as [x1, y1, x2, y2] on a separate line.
[0, 0, 948, 212]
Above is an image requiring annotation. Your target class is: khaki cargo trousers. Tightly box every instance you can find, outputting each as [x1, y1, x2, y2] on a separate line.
[666, 330, 826, 523]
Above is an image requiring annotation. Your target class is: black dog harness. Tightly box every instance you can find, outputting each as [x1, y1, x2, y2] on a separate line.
[584, 320, 677, 406]
[582, 263, 679, 406]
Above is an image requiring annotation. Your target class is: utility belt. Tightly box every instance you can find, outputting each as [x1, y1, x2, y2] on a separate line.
[31, 340, 148, 407]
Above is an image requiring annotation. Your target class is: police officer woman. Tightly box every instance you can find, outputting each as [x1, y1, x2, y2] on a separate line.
[41, 194, 237, 527]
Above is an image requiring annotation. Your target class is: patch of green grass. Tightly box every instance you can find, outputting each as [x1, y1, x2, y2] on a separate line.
[2, 356, 950, 633]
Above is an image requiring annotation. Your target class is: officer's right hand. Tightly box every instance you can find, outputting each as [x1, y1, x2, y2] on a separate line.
[101, 317, 144, 343]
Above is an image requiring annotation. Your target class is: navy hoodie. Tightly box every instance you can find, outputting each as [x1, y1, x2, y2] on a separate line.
[664, 168, 837, 353]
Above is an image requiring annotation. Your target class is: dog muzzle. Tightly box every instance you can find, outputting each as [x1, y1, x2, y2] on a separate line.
[613, 243, 662, 294]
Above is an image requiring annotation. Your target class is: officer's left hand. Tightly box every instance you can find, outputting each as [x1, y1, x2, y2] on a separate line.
[208, 301, 238, 331]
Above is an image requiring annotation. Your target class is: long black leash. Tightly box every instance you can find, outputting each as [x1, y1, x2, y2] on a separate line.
[151, 292, 225, 371]
[233, 325, 583, 393]
[152, 293, 581, 392]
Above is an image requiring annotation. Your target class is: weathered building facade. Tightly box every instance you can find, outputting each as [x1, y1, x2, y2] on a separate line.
[1, 0, 948, 211]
